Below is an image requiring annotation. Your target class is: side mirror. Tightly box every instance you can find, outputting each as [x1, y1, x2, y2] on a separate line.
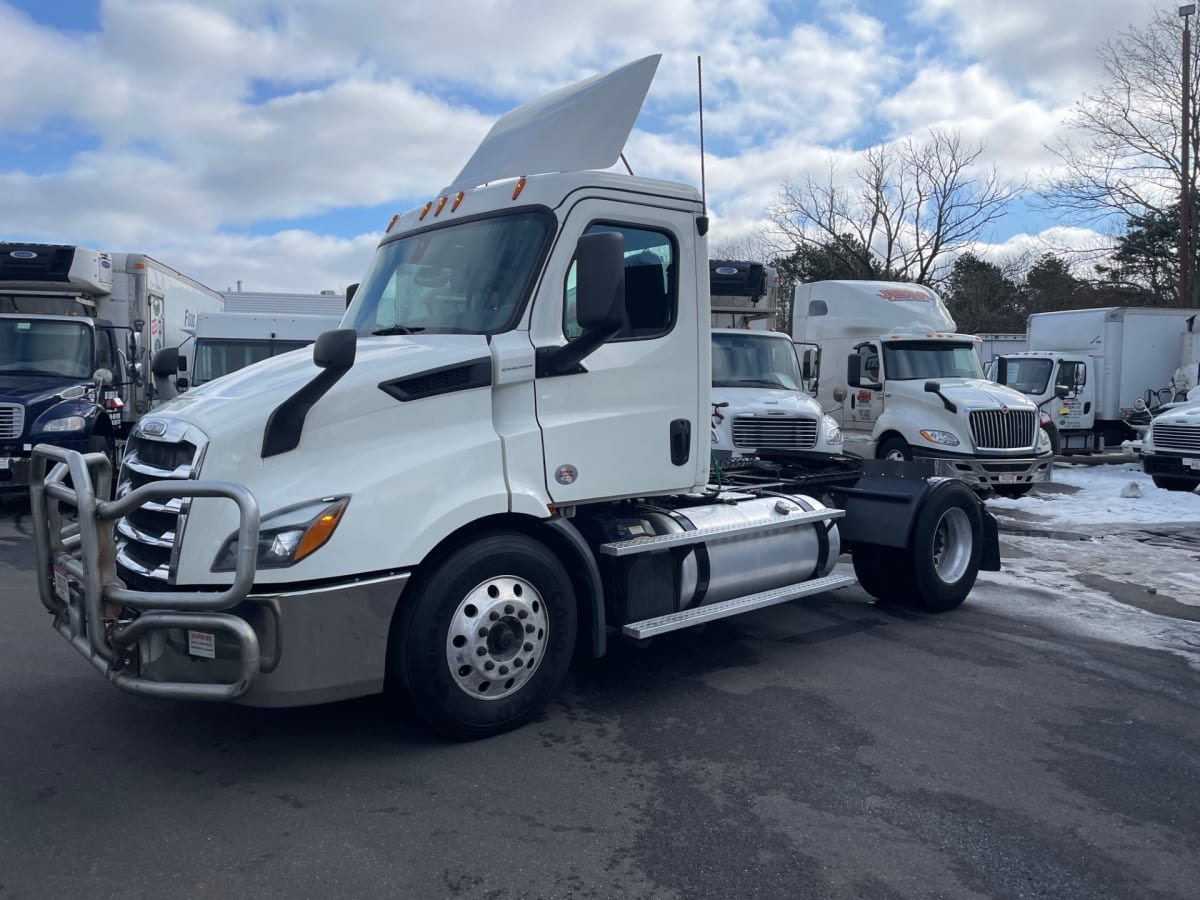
[924, 380, 942, 394]
[832, 386, 847, 403]
[575, 233, 625, 333]
[802, 354, 812, 381]
[847, 354, 862, 388]
[176, 377, 190, 391]
[151, 346, 180, 379]
[345, 283, 358, 308]
[1054, 384, 1071, 399]
[313, 329, 357, 372]
[994, 358, 1008, 385]
[92, 368, 114, 387]
[178, 354, 188, 373]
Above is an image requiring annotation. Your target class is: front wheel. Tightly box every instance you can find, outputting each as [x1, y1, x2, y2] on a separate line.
[393, 532, 577, 740]
[877, 436, 912, 462]
[1151, 475, 1200, 493]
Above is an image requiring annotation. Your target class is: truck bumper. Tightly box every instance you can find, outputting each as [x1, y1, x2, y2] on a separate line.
[915, 450, 1053, 489]
[0, 454, 31, 488]
[29, 443, 408, 708]
[1142, 451, 1200, 480]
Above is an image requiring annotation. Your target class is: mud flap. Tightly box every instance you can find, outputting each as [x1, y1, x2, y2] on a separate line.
[980, 510, 1001, 571]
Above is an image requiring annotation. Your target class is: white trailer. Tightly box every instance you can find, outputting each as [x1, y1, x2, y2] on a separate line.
[187, 311, 344, 388]
[792, 281, 1052, 497]
[28, 56, 1002, 740]
[221, 291, 346, 317]
[993, 307, 1197, 454]
[709, 260, 780, 331]
[0, 244, 223, 486]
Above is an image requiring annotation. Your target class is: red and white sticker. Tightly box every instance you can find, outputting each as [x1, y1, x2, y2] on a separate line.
[187, 630, 216, 659]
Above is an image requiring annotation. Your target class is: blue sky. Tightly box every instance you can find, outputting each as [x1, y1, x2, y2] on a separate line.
[0, 0, 1165, 292]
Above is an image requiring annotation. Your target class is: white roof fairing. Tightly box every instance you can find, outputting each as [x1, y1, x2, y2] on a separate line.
[443, 55, 662, 194]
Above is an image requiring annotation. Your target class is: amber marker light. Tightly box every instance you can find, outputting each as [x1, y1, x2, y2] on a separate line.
[451, 191, 465, 212]
[294, 499, 350, 563]
[434, 196, 448, 216]
[512, 176, 527, 200]
[419, 201, 434, 221]
[385, 214, 399, 233]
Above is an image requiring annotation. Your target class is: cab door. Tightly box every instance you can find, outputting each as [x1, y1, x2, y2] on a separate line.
[848, 341, 884, 430]
[529, 199, 705, 503]
[1054, 359, 1092, 430]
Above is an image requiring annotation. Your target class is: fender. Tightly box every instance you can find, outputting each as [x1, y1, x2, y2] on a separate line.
[541, 516, 607, 658]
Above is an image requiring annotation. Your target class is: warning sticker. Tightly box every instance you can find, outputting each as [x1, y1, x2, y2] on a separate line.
[188, 630, 216, 659]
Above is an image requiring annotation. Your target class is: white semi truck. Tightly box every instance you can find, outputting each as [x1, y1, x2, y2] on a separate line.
[0, 244, 223, 487]
[29, 56, 1001, 739]
[792, 281, 1052, 498]
[993, 307, 1198, 454]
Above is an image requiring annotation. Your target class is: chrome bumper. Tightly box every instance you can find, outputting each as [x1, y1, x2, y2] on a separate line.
[917, 452, 1053, 488]
[30, 444, 407, 706]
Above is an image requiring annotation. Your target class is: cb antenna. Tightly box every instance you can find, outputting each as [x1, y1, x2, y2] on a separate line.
[697, 55, 707, 215]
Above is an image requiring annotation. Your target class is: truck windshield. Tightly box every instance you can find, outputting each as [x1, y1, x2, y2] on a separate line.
[192, 338, 311, 385]
[712, 332, 803, 390]
[0, 318, 94, 379]
[346, 210, 554, 336]
[997, 357, 1053, 395]
[882, 341, 984, 381]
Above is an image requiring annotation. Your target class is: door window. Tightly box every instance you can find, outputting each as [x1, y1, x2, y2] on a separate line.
[564, 223, 676, 341]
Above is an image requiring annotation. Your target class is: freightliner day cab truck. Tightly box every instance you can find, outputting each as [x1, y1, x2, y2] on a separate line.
[993, 307, 1198, 454]
[0, 244, 223, 488]
[792, 281, 1053, 498]
[30, 56, 1001, 739]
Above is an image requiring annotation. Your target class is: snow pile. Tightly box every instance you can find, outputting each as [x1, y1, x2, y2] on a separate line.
[986, 462, 1200, 527]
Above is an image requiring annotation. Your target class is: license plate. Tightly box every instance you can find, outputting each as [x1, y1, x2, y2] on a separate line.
[998, 474, 1018, 484]
[188, 630, 216, 659]
[53, 567, 69, 603]
[1185, 458, 1200, 470]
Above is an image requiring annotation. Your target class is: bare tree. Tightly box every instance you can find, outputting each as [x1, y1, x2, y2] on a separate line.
[1042, 8, 1200, 305]
[766, 128, 1019, 286]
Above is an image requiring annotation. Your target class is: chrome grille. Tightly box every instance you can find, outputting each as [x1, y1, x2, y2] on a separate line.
[969, 409, 1036, 450]
[0, 403, 24, 440]
[1153, 425, 1200, 453]
[731, 415, 819, 450]
[115, 430, 202, 583]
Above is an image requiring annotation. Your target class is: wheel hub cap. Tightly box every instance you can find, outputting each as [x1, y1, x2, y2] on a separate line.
[446, 576, 548, 701]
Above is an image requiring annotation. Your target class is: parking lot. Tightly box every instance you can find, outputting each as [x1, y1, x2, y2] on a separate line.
[1, 468, 1199, 900]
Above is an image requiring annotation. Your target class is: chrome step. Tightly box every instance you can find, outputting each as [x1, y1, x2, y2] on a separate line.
[599, 507, 843, 557]
[622, 571, 858, 639]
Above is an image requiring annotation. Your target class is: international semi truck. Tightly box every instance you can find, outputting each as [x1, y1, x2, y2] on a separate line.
[0, 244, 223, 488]
[29, 56, 1001, 740]
[792, 281, 1053, 498]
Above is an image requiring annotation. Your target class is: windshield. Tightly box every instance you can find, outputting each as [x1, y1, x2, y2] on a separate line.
[997, 357, 1053, 395]
[712, 332, 803, 390]
[0, 318, 94, 379]
[192, 338, 311, 385]
[346, 210, 554, 336]
[881, 341, 985, 381]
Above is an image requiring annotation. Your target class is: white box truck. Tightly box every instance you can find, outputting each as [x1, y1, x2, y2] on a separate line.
[993, 307, 1197, 454]
[221, 291, 347, 316]
[0, 244, 223, 487]
[28, 56, 1002, 739]
[709, 260, 780, 331]
[792, 281, 1053, 497]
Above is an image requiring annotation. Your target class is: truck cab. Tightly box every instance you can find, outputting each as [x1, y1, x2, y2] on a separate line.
[793, 281, 1052, 497]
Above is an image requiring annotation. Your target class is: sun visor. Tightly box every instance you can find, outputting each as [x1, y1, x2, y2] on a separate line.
[444, 54, 661, 193]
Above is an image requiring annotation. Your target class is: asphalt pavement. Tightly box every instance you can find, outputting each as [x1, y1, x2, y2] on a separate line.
[1, 491, 1198, 900]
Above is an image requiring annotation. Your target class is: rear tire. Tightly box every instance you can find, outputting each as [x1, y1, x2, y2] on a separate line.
[1151, 475, 1200, 493]
[393, 532, 577, 740]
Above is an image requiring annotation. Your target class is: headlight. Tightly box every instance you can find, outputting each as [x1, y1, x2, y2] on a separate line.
[1036, 427, 1052, 451]
[919, 429, 960, 446]
[822, 415, 842, 445]
[43, 416, 88, 432]
[212, 497, 349, 571]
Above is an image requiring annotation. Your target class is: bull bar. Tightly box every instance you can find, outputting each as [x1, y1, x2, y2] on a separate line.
[29, 443, 263, 701]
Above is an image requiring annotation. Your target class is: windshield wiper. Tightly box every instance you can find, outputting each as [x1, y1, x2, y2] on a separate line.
[371, 325, 426, 336]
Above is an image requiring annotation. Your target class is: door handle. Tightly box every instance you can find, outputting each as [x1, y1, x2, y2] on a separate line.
[669, 419, 691, 466]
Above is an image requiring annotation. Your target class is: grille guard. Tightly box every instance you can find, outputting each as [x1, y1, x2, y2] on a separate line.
[29, 443, 263, 701]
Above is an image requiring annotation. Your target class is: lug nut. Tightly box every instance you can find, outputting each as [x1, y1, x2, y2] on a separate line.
[476, 647, 487, 656]
[518, 609, 528, 619]
[484, 661, 495, 671]
[478, 627, 489, 637]
[489, 611, 500, 621]
[523, 642, 533, 652]
[499, 665, 509, 675]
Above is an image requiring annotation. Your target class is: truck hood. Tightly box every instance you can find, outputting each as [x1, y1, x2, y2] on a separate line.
[151, 334, 491, 448]
[929, 379, 1036, 411]
[1152, 403, 1200, 427]
[712, 385, 823, 417]
[0, 372, 85, 403]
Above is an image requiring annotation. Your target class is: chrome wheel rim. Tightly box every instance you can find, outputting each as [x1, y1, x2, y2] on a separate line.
[446, 576, 548, 701]
[932, 507, 972, 583]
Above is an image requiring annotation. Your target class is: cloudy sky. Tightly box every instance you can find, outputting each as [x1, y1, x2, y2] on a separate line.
[0, 0, 1165, 294]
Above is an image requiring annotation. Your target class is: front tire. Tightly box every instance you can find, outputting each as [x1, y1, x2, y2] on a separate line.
[1151, 475, 1200, 493]
[394, 532, 577, 740]
[877, 436, 912, 462]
